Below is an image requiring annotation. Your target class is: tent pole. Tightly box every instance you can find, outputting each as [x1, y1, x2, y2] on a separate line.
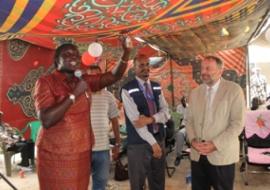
[245, 46, 250, 108]
[169, 55, 175, 109]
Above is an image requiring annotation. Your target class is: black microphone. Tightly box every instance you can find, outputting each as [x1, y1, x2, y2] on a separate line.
[74, 69, 83, 79]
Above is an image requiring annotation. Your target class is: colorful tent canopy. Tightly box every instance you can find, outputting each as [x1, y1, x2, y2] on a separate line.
[0, 0, 269, 57]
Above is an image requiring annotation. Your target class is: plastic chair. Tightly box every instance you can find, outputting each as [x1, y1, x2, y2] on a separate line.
[241, 110, 270, 185]
[27, 120, 41, 143]
[23, 121, 41, 166]
[1, 127, 23, 176]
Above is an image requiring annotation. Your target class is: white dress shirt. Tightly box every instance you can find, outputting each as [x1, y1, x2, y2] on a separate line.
[176, 104, 188, 126]
[121, 76, 170, 145]
[206, 79, 221, 108]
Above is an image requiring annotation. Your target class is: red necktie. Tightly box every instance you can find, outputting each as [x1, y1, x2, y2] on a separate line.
[144, 83, 159, 133]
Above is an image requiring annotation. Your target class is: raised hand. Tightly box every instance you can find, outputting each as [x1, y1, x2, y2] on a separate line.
[72, 80, 89, 97]
[119, 35, 132, 53]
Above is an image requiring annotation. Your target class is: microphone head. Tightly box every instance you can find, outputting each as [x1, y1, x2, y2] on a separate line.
[74, 69, 82, 78]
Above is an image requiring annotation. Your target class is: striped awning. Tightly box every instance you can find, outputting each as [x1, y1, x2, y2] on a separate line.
[0, 0, 269, 56]
[143, 0, 270, 58]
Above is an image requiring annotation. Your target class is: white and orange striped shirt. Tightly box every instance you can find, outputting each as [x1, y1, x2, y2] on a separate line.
[91, 89, 119, 151]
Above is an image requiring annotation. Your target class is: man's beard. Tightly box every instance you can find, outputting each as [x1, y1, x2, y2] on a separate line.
[201, 75, 212, 83]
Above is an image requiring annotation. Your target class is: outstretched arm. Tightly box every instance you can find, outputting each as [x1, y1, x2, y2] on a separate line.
[99, 37, 131, 89]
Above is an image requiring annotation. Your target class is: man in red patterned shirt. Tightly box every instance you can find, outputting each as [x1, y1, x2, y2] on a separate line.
[34, 39, 131, 190]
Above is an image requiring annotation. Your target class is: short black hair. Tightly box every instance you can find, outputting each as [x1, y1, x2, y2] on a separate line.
[204, 55, 223, 69]
[54, 43, 77, 68]
[251, 97, 261, 110]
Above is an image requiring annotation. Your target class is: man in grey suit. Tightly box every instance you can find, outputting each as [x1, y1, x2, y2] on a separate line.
[186, 56, 245, 190]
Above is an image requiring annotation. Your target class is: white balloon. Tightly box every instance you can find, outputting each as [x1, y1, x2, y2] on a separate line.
[265, 28, 270, 43]
[88, 42, 103, 57]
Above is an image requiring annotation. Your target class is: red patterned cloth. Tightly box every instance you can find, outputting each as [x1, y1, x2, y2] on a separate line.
[34, 70, 101, 189]
[37, 149, 90, 190]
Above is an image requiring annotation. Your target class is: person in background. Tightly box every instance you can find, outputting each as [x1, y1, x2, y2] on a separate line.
[116, 99, 126, 128]
[174, 96, 188, 166]
[250, 97, 262, 110]
[0, 111, 8, 132]
[121, 53, 170, 190]
[87, 65, 120, 190]
[176, 96, 188, 128]
[34, 38, 131, 190]
[186, 56, 245, 190]
[0, 111, 34, 168]
[250, 67, 267, 103]
[115, 99, 128, 157]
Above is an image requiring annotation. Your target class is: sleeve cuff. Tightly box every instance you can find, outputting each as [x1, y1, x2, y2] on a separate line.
[212, 138, 222, 151]
[153, 114, 159, 123]
[148, 138, 157, 146]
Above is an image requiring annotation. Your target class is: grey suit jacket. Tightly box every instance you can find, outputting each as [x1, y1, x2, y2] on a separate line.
[186, 78, 246, 165]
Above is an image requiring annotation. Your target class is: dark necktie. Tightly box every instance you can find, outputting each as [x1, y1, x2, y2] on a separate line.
[144, 82, 159, 133]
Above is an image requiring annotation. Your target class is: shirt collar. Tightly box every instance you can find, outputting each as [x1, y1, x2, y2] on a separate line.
[53, 70, 68, 81]
[206, 78, 221, 91]
[53, 70, 78, 82]
[135, 76, 150, 87]
[92, 88, 105, 95]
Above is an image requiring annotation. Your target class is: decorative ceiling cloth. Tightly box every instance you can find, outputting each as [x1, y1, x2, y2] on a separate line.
[0, 0, 269, 57]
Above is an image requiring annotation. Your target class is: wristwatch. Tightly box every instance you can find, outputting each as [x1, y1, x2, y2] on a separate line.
[115, 143, 121, 147]
[69, 94, 76, 103]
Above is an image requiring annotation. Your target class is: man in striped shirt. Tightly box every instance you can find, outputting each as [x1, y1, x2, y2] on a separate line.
[88, 65, 121, 190]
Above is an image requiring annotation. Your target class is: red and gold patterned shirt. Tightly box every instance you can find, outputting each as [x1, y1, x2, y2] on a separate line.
[34, 71, 100, 154]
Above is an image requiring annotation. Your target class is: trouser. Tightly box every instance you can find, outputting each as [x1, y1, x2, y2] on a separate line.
[191, 155, 235, 190]
[91, 150, 110, 190]
[7, 140, 34, 165]
[175, 128, 186, 157]
[127, 141, 165, 190]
